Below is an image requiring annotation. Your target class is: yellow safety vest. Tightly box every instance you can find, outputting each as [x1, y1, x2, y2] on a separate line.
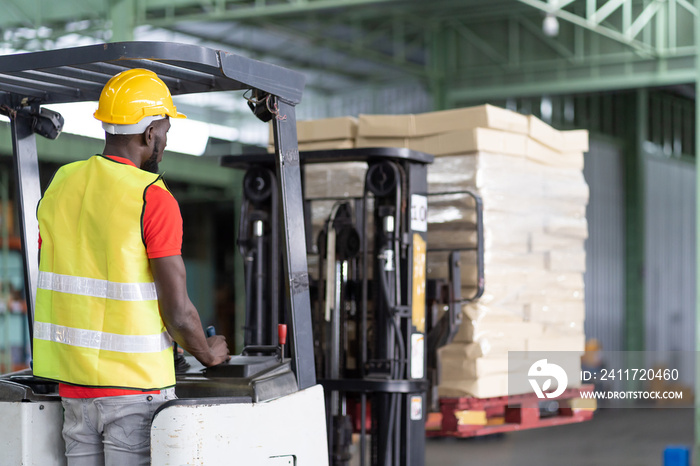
[34, 155, 175, 390]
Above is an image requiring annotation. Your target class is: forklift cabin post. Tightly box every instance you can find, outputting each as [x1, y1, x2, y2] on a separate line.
[9, 113, 40, 350]
[0, 41, 316, 390]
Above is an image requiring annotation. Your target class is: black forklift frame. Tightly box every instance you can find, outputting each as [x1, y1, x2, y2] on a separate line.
[224, 147, 438, 466]
[0, 41, 317, 390]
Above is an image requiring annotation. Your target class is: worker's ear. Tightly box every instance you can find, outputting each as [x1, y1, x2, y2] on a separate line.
[143, 124, 156, 147]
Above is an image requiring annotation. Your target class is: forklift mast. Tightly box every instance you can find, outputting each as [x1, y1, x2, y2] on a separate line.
[224, 148, 465, 466]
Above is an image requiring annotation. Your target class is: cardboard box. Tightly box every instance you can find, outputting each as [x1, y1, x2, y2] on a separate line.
[426, 250, 548, 288]
[439, 355, 509, 380]
[357, 105, 529, 138]
[438, 374, 511, 398]
[358, 127, 528, 157]
[427, 188, 587, 221]
[518, 285, 585, 303]
[269, 117, 358, 144]
[528, 115, 565, 152]
[410, 128, 528, 157]
[416, 105, 529, 136]
[438, 373, 533, 398]
[545, 217, 589, 239]
[546, 249, 587, 273]
[462, 302, 526, 322]
[542, 321, 586, 335]
[562, 129, 589, 152]
[526, 137, 585, 170]
[300, 116, 358, 142]
[525, 301, 585, 325]
[299, 139, 355, 151]
[357, 114, 417, 138]
[530, 232, 587, 252]
[438, 340, 528, 360]
[427, 226, 530, 254]
[453, 320, 544, 344]
[544, 175, 590, 203]
[267, 138, 357, 153]
[355, 136, 410, 150]
[527, 115, 589, 154]
[438, 342, 492, 360]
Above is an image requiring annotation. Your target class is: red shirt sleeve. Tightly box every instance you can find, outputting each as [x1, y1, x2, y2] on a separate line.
[143, 184, 183, 259]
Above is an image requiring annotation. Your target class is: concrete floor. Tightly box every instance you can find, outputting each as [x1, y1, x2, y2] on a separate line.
[425, 408, 693, 466]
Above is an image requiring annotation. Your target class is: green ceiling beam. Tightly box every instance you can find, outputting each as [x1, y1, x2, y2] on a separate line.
[518, 0, 698, 57]
[262, 19, 427, 78]
[0, 123, 240, 189]
[518, 0, 653, 54]
[0, 0, 106, 28]
[449, 20, 508, 68]
[141, 0, 406, 25]
[110, 0, 136, 42]
[517, 16, 575, 61]
[448, 64, 696, 104]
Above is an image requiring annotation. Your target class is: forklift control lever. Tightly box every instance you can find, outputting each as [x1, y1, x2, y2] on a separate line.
[278, 324, 287, 362]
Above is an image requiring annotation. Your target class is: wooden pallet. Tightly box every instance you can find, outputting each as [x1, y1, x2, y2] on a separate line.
[427, 385, 595, 438]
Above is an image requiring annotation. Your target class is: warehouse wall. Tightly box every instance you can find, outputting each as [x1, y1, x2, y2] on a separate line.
[583, 137, 626, 353]
[644, 156, 696, 386]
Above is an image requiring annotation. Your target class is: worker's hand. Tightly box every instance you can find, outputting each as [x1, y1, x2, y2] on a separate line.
[205, 335, 230, 366]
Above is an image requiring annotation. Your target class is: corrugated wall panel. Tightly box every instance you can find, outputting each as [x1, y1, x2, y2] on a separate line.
[583, 138, 626, 353]
[644, 157, 696, 386]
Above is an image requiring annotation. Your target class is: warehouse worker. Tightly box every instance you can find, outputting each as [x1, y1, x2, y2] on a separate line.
[33, 68, 230, 465]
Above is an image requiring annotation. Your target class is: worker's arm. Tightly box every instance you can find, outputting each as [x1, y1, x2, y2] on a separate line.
[150, 255, 229, 367]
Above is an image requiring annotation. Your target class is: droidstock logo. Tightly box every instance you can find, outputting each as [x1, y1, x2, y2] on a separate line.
[528, 359, 568, 399]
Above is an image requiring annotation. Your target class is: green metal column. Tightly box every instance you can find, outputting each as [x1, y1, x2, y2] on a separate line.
[624, 90, 646, 354]
[109, 0, 135, 42]
[694, 0, 700, 454]
[428, 25, 448, 111]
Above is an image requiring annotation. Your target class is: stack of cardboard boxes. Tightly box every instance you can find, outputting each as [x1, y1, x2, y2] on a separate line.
[268, 116, 358, 153]
[356, 105, 589, 398]
[275, 105, 589, 398]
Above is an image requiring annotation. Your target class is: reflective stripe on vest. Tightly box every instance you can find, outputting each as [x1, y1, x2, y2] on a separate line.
[34, 321, 171, 353]
[38, 271, 158, 301]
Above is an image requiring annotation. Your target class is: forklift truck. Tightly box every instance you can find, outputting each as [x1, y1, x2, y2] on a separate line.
[0, 41, 328, 465]
[225, 148, 484, 465]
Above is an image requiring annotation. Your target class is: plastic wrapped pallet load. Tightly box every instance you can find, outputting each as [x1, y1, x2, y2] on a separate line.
[355, 105, 589, 399]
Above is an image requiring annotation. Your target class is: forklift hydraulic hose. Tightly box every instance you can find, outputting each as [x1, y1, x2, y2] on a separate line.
[378, 263, 406, 466]
[378, 263, 406, 380]
[243, 251, 255, 345]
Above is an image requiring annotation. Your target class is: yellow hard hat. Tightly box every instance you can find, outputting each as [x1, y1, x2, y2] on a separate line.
[94, 68, 186, 134]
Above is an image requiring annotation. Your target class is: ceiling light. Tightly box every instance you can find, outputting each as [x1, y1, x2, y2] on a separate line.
[543, 14, 559, 37]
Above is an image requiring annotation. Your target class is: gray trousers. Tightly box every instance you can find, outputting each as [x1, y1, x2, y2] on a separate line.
[61, 389, 176, 466]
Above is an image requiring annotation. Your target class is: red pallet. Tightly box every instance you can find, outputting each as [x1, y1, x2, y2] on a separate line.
[427, 385, 595, 438]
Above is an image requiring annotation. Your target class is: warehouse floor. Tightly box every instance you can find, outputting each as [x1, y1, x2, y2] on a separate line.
[425, 408, 693, 466]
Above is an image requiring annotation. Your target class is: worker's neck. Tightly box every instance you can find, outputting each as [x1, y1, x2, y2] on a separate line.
[102, 143, 143, 169]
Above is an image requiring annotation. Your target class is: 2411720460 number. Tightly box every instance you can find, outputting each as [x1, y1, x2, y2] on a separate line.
[596, 368, 679, 381]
